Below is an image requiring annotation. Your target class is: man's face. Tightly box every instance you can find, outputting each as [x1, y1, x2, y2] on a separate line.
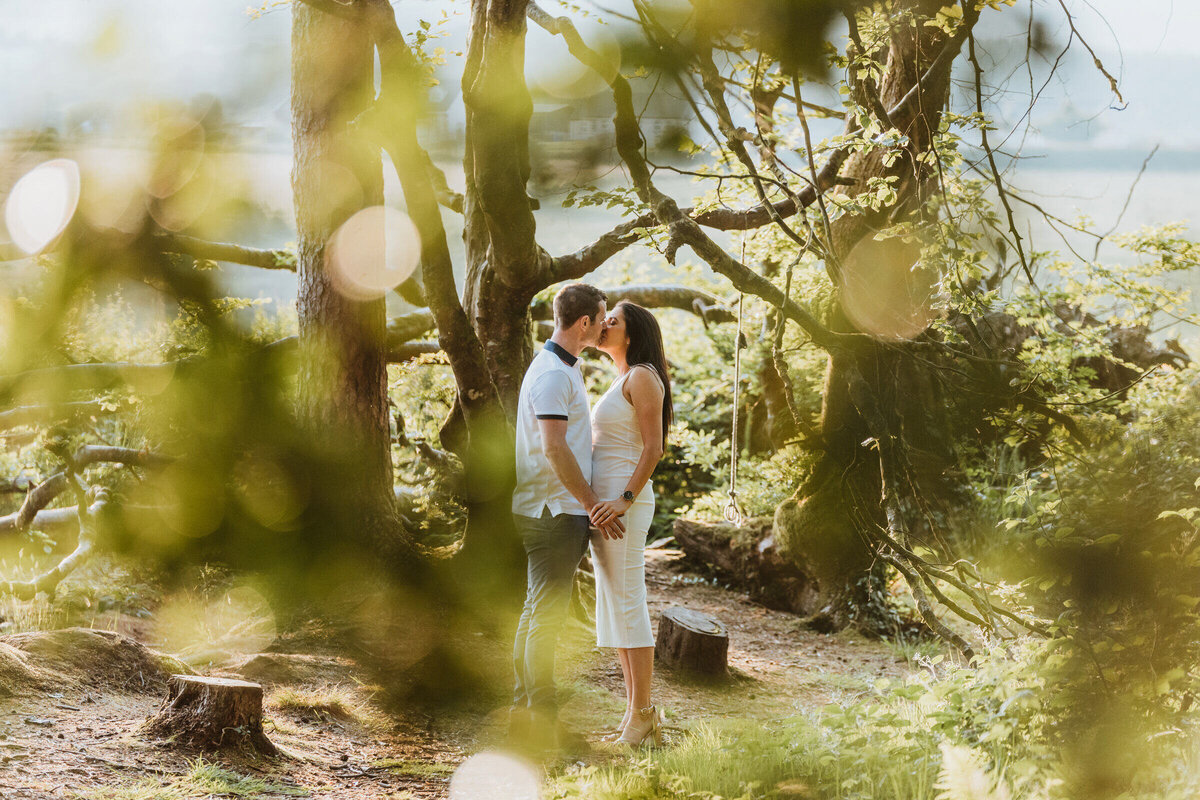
[583, 301, 607, 347]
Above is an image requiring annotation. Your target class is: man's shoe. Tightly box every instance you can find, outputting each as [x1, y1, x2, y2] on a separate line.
[505, 705, 533, 746]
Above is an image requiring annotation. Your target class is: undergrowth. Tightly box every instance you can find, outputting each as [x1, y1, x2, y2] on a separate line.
[550, 638, 1200, 800]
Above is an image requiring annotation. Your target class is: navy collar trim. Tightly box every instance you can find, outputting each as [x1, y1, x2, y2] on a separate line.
[544, 340, 578, 367]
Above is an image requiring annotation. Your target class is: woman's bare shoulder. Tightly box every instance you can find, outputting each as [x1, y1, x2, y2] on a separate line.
[625, 364, 665, 400]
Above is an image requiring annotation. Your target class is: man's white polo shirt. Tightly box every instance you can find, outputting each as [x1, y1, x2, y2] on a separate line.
[512, 341, 592, 518]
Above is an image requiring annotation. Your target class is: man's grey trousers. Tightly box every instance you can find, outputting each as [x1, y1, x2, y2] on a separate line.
[512, 509, 590, 716]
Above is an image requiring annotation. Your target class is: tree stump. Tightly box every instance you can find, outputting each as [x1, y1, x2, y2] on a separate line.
[143, 675, 277, 755]
[656, 607, 728, 677]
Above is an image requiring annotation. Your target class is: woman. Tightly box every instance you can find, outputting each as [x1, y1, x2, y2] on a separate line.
[588, 300, 674, 747]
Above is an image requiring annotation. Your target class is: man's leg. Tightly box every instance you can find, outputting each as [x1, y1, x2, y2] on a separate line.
[511, 514, 541, 709]
[522, 512, 590, 719]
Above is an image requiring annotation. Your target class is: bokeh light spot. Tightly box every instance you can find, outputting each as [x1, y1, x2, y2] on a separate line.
[154, 581, 277, 664]
[78, 149, 150, 234]
[449, 751, 541, 800]
[527, 21, 621, 101]
[839, 235, 938, 341]
[4, 159, 81, 254]
[326, 206, 421, 300]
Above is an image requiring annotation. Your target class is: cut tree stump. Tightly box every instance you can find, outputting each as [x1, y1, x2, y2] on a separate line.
[142, 675, 277, 755]
[656, 607, 728, 677]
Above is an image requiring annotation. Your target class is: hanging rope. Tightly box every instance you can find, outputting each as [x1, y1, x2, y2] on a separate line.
[724, 291, 746, 527]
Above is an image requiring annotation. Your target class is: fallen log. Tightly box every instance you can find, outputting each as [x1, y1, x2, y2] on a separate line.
[672, 518, 821, 616]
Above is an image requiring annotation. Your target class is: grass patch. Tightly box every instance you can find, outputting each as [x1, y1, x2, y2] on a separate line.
[73, 758, 309, 799]
[550, 715, 938, 800]
[267, 684, 382, 728]
[370, 758, 455, 778]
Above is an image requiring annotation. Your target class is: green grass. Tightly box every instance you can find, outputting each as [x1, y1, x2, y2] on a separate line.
[72, 759, 309, 799]
[550, 713, 945, 800]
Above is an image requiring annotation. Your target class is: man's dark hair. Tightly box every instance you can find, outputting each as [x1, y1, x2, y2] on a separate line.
[553, 283, 607, 329]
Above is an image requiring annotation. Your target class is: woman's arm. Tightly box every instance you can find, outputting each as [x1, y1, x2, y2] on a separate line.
[589, 366, 665, 527]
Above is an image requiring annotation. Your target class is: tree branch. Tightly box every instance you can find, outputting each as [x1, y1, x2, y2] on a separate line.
[1, 447, 169, 537]
[526, 2, 846, 352]
[155, 233, 296, 271]
[529, 285, 735, 323]
[364, 0, 505, 428]
[0, 491, 107, 600]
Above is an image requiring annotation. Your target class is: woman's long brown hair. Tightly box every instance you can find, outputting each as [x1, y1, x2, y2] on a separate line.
[617, 300, 674, 447]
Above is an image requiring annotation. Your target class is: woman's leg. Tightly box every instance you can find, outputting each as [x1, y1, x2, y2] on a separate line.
[616, 648, 633, 730]
[616, 645, 658, 744]
[627, 646, 654, 710]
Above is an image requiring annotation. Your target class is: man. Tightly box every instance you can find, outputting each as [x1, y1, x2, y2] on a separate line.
[510, 283, 624, 747]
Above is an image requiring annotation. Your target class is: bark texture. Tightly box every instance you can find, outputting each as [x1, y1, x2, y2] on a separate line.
[143, 675, 276, 754]
[291, 2, 408, 555]
[772, 1, 977, 628]
[656, 607, 729, 677]
[672, 518, 821, 616]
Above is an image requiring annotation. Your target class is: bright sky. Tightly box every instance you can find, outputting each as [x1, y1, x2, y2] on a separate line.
[0, 0, 1195, 136]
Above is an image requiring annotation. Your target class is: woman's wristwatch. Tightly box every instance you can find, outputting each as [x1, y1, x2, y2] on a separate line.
[622, 489, 635, 502]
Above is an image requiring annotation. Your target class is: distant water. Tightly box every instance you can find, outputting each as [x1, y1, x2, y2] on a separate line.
[3, 147, 1198, 344]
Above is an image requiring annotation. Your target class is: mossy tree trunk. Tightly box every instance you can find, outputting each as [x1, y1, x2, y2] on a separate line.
[771, 0, 969, 628]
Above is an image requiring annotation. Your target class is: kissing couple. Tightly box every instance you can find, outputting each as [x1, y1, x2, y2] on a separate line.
[510, 282, 674, 751]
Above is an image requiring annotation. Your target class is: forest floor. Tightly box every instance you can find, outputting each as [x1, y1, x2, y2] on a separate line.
[0, 546, 927, 799]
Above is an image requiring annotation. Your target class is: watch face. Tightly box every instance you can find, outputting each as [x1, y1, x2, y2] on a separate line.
[622, 490, 635, 501]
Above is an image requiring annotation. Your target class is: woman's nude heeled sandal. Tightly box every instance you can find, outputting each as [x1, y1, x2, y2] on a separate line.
[616, 705, 663, 748]
[599, 720, 628, 742]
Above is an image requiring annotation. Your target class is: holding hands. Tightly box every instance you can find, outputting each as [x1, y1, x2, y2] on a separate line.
[589, 497, 630, 539]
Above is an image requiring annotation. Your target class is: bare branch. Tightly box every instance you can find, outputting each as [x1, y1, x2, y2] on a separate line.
[1054, 0, 1125, 107]
[968, 32, 1032, 285]
[1, 446, 169, 537]
[388, 341, 442, 362]
[526, 2, 846, 351]
[0, 491, 107, 600]
[155, 233, 296, 271]
[549, 217, 646, 283]
[530, 285, 735, 323]
[387, 309, 436, 344]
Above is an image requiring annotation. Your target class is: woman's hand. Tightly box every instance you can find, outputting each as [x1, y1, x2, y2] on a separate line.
[590, 497, 632, 533]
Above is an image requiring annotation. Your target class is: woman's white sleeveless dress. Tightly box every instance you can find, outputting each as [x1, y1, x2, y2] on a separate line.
[590, 365, 659, 649]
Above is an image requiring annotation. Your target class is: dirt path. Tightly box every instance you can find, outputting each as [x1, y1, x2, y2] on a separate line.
[557, 548, 913, 739]
[0, 548, 918, 799]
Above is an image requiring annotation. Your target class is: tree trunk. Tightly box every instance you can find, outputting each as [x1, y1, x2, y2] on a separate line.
[440, 0, 546, 588]
[291, 3, 408, 558]
[772, 0, 965, 629]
